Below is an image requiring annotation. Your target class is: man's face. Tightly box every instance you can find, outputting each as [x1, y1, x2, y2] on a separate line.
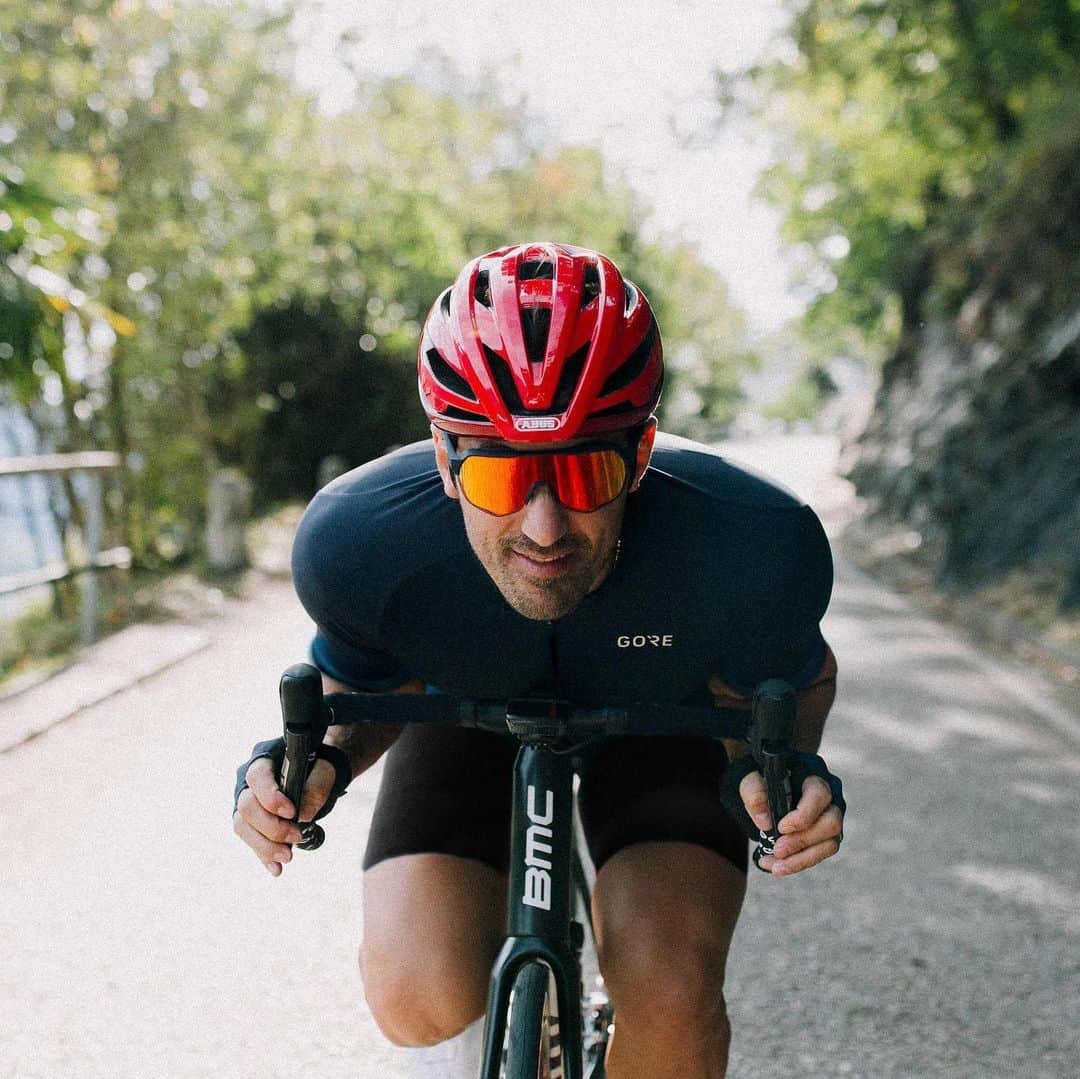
[434, 426, 654, 621]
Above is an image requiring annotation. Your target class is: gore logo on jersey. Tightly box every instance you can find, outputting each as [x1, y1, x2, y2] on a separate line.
[522, 785, 554, 911]
[617, 634, 674, 648]
[514, 416, 561, 432]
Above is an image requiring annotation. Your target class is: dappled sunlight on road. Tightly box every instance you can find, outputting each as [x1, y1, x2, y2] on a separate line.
[1015, 753, 1080, 777]
[952, 865, 1080, 933]
[1008, 780, 1072, 805]
[826, 554, 1077, 762]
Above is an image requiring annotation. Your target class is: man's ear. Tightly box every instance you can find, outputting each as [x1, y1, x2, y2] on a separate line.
[431, 425, 459, 500]
[630, 418, 657, 492]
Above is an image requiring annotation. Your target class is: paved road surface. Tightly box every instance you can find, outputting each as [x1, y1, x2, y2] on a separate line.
[3, 436, 1078, 1078]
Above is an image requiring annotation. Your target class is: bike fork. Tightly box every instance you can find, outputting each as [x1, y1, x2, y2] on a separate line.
[480, 740, 585, 1079]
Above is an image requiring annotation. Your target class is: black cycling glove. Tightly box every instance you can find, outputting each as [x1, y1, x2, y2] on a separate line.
[233, 737, 352, 821]
[718, 751, 846, 843]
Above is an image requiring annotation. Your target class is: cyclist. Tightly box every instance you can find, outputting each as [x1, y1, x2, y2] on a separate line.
[233, 242, 844, 1078]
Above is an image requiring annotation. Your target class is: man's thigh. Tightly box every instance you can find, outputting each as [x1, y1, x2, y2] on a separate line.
[591, 842, 745, 1076]
[359, 725, 517, 1039]
[363, 724, 517, 870]
[363, 852, 508, 975]
[577, 735, 749, 1008]
[578, 735, 749, 874]
[362, 853, 507, 1043]
[591, 840, 747, 968]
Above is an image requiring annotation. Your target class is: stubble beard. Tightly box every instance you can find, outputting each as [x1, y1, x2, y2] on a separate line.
[493, 535, 609, 621]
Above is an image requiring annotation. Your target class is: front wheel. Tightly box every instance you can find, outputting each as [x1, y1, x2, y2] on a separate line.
[502, 961, 560, 1079]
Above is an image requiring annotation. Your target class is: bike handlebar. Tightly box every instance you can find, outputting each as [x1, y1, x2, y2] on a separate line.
[278, 664, 329, 850]
[325, 689, 754, 740]
[278, 662, 796, 857]
[749, 680, 797, 853]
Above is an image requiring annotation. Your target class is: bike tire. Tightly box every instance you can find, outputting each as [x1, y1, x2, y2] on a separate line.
[502, 961, 551, 1079]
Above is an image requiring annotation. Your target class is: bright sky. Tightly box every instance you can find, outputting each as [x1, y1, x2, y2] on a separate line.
[291, 0, 803, 336]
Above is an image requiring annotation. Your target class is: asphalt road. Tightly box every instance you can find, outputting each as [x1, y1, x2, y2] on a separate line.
[3, 436, 1078, 1078]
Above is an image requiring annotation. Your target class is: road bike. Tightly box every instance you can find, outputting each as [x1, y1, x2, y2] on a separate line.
[278, 664, 796, 1079]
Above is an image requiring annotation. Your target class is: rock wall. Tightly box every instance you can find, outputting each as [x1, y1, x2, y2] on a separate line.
[846, 299, 1080, 609]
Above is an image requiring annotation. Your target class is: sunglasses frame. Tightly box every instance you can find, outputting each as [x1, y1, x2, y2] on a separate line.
[439, 430, 642, 517]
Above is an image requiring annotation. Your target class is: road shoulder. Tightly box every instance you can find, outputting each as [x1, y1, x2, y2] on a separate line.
[0, 621, 211, 753]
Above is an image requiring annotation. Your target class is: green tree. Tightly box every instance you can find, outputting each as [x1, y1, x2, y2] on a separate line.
[726, 0, 1080, 362]
[2, 1, 756, 568]
[1, 0, 320, 559]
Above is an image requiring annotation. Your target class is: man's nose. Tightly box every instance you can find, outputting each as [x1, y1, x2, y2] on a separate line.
[519, 484, 571, 548]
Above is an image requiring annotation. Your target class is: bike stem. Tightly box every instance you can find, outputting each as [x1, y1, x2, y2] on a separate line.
[480, 736, 585, 1079]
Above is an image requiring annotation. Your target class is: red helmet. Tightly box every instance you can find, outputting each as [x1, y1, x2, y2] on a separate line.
[418, 242, 663, 441]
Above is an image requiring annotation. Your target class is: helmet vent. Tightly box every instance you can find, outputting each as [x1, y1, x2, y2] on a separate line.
[474, 271, 492, 307]
[483, 346, 526, 413]
[439, 288, 452, 316]
[581, 264, 600, 307]
[518, 259, 554, 281]
[443, 404, 487, 422]
[551, 344, 588, 413]
[427, 348, 478, 402]
[588, 401, 637, 419]
[599, 326, 656, 397]
[520, 307, 552, 365]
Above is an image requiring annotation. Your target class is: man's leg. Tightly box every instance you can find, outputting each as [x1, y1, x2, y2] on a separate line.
[357, 723, 516, 1072]
[361, 852, 506, 1046]
[578, 735, 750, 1079]
[592, 841, 746, 1079]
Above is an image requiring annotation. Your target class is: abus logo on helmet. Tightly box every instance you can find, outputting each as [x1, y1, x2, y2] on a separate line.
[514, 416, 560, 432]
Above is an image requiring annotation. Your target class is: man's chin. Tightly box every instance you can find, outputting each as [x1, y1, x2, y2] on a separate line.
[500, 578, 587, 621]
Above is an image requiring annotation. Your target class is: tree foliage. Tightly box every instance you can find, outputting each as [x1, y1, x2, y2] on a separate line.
[728, 0, 1080, 363]
[1, 0, 753, 566]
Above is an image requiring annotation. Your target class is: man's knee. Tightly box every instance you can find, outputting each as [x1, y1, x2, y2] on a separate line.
[362, 940, 488, 1047]
[599, 917, 732, 1023]
[592, 842, 745, 1027]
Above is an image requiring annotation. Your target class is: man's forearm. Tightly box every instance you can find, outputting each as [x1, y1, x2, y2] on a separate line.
[717, 644, 837, 761]
[320, 674, 423, 778]
[793, 645, 837, 754]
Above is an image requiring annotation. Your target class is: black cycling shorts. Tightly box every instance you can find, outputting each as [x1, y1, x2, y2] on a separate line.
[362, 726, 748, 875]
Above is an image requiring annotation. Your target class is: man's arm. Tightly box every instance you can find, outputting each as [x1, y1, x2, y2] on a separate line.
[792, 643, 837, 753]
[713, 644, 838, 760]
[319, 672, 421, 781]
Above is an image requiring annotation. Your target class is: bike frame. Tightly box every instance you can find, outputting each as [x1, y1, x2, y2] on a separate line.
[480, 729, 584, 1078]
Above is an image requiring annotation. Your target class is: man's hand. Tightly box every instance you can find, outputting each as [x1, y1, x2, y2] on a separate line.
[736, 767, 844, 876]
[232, 754, 340, 876]
[710, 652, 843, 876]
[232, 676, 409, 876]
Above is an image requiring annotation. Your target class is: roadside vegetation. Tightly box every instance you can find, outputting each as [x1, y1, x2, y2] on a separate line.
[1, 0, 753, 573]
[731, 1, 1080, 619]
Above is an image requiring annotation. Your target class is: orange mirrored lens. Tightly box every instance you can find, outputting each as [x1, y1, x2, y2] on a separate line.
[458, 449, 628, 515]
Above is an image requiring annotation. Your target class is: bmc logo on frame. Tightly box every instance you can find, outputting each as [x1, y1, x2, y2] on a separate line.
[522, 785, 554, 911]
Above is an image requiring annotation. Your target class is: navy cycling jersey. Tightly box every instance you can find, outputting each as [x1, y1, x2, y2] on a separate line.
[291, 432, 833, 708]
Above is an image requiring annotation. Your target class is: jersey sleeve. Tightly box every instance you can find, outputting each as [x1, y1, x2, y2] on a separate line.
[308, 626, 411, 691]
[719, 502, 834, 692]
[290, 475, 413, 691]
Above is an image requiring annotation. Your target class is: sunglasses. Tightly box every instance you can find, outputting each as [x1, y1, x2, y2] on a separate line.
[441, 433, 639, 516]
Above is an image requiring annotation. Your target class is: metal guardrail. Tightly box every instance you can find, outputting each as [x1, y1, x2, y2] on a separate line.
[0, 451, 131, 646]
